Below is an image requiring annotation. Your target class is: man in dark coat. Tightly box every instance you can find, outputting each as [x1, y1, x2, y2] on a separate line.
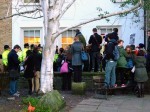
[105, 28, 119, 42]
[146, 30, 150, 72]
[8, 45, 21, 96]
[88, 28, 102, 72]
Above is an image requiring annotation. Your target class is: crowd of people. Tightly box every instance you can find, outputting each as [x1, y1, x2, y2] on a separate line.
[1, 28, 150, 98]
[54, 28, 150, 98]
[2, 44, 42, 97]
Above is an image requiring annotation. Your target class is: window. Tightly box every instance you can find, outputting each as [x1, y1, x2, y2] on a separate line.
[24, 0, 39, 3]
[62, 30, 76, 49]
[96, 26, 120, 36]
[24, 30, 40, 45]
[111, 0, 127, 3]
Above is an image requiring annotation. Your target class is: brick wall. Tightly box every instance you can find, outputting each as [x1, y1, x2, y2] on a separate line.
[0, 0, 12, 54]
[0, 0, 12, 72]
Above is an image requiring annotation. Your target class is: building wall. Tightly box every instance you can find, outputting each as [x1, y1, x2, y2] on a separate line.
[0, 0, 12, 53]
[12, 0, 144, 49]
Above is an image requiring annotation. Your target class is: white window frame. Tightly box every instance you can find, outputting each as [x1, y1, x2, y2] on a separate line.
[96, 25, 121, 38]
[21, 0, 41, 6]
[111, 0, 127, 3]
[20, 27, 43, 49]
[61, 27, 80, 48]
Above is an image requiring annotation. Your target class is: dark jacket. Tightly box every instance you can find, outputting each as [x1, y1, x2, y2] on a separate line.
[88, 33, 102, 52]
[105, 32, 119, 42]
[71, 41, 83, 66]
[24, 55, 35, 78]
[134, 56, 148, 82]
[24, 52, 42, 78]
[34, 52, 42, 71]
[104, 39, 116, 60]
[8, 49, 20, 70]
[147, 37, 150, 53]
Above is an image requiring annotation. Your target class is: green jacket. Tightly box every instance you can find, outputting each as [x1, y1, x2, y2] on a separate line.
[2, 50, 10, 66]
[134, 56, 148, 82]
[78, 34, 86, 47]
[117, 46, 128, 68]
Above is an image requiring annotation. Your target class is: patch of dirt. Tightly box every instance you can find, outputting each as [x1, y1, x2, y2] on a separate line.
[0, 89, 94, 112]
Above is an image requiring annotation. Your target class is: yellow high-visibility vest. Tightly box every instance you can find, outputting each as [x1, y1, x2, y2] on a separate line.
[2, 50, 10, 66]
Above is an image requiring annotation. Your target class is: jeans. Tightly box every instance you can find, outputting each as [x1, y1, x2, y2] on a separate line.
[104, 61, 117, 87]
[9, 80, 17, 95]
[91, 52, 101, 71]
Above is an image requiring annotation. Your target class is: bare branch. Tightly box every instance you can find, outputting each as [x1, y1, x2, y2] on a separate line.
[0, 8, 41, 20]
[53, 1, 141, 39]
[6, 1, 11, 16]
[57, 0, 76, 20]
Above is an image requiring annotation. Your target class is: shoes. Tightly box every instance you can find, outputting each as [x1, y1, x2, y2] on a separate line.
[16, 91, 20, 94]
[7, 97, 15, 100]
[13, 93, 20, 97]
[121, 84, 126, 87]
[114, 84, 118, 88]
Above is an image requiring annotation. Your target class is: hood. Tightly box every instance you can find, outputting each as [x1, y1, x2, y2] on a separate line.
[109, 39, 117, 44]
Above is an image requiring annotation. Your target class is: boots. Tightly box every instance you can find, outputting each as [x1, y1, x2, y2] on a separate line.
[137, 82, 144, 98]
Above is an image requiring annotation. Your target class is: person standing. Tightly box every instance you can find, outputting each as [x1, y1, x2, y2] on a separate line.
[2, 45, 10, 72]
[146, 30, 150, 72]
[134, 50, 148, 97]
[71, 36, 83, 82]
[8, 45, 21, 96]
[103, 37, 117, 88]
[32, 47, 42, 94]
[19, 43, 29, 62]
[23, 50, 34, 95]
[88, 28, 102, 72]
[75, 29, 86, 48]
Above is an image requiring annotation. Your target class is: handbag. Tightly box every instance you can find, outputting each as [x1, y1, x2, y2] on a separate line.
[60, 61, 69, 73]
[81, 51, 88, 61]
[9, 69, 20, 79]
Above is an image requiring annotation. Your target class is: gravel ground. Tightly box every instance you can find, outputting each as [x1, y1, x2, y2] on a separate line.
[0, 89, 94, 112]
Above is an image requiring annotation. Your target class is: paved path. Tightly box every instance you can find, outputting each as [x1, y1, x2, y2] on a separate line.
[71, 95, 150, 112]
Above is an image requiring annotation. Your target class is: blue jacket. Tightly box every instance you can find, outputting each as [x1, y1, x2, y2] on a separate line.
[71, 41, 83, 66]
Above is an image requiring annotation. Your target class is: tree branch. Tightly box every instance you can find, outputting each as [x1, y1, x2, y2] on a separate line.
[0, 8, 41, 20]
[53, 1, 141, 39]
[57, 0, 76, 20]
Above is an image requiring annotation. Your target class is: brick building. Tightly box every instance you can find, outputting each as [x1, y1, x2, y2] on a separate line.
[0, 0, 12, 54]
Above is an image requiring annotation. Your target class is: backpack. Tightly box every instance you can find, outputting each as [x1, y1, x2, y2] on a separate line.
[113, 45, 120, 61]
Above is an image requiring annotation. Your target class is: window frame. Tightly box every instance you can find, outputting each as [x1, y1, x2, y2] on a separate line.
[21, 28, 43, 49]
[111, 0, 127, 3]
[96, 25, 121, 37]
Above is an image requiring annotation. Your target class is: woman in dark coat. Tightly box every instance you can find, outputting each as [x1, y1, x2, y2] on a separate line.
[134, 50, 148, 97]
[61, 46, 73, 91]
[71, 36, 83, 82]
[24, 50, 35, 95]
